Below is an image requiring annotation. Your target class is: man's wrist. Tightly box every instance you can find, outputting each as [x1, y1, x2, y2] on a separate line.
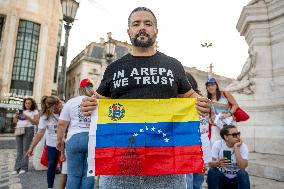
[57, 137, 64, 143]
[234, 145, 240, 150]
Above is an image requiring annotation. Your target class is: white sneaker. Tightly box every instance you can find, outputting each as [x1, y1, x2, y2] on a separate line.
[18, 170, 26, 174]
[12, 170, 18, 175]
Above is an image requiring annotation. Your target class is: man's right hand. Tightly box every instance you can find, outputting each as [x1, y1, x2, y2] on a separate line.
[81, 95, 98, 116]
[218, 158, 230, 167]
[56, 140, 64, 152]
[26, 148, 33, 157]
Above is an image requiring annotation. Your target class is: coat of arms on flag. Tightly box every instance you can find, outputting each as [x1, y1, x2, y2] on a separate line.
[108, 103, 125, 121]
[88, 98, 204, 176]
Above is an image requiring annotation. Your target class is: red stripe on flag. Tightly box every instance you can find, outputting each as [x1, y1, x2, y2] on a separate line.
[95, 146, 204, 176]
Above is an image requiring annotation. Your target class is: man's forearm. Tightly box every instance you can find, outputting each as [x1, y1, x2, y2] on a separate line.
[57, 123, 67, 142]
[235, 148, 248, 169]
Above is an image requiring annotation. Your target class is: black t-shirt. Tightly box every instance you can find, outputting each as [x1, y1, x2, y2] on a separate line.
[97, 51, 191, 99]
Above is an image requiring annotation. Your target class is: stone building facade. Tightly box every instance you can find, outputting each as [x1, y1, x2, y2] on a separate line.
[66, 36, 132, 100]
[0, 0, 62, 132]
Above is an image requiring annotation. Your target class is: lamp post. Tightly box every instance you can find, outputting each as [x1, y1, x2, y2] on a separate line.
[104, 32, 116, 64]
[59, 0, 79, 100]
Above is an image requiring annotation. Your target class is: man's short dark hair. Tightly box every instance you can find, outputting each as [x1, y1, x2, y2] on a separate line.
[220, 125, 237, 140]
[128, 7, 157, 27]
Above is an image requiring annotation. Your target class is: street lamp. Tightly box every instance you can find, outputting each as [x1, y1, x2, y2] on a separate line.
[104, 32, 116, 64]
[59, 0, 79, 100]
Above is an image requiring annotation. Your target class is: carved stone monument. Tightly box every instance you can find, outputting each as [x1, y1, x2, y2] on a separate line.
[226, 47, 256, 94]
[232, 0, 284, 155]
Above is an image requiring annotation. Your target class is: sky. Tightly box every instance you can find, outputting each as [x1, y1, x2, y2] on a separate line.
[65, 0, 251, 79]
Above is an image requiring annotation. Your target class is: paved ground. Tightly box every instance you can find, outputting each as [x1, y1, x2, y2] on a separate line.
[0, 149, 61, 189]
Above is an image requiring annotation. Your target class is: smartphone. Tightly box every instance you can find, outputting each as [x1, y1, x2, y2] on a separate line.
[223, 150, 232, 162]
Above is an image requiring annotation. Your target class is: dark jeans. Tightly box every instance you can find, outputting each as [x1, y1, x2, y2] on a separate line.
[47, 145, 59, 188]
[207, 168, 250, 189]
[14, 127, 34, 172]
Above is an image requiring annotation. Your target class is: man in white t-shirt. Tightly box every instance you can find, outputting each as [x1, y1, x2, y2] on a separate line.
[207, 125, 250, 189]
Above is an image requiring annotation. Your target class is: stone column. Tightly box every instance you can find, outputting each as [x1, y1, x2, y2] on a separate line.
[34, 23, 49, 103]
[0, 12, 17, 96]
[235, 0, 284, 155]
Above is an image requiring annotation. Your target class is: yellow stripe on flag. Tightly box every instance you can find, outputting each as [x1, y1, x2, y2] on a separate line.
[97, 98, 199, 124]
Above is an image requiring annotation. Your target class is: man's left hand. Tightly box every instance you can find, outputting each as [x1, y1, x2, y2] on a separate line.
[234, 139, 243, 149]
[196, 97, 211, 116]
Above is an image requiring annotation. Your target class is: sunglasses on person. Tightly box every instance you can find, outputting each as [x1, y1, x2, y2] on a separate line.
[226, 132, 241, 138]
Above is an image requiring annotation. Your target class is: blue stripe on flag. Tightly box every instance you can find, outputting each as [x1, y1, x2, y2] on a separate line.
[96, 121, 201, 148]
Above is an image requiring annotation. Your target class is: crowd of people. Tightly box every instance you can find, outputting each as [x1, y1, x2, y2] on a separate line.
[11, 6, 250, 189]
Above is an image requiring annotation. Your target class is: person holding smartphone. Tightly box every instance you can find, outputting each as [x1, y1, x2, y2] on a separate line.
[12, 97, 39, 175]
[207, 125, 250, 189]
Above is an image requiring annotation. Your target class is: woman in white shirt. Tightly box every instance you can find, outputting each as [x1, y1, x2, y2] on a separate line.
[27, 95, 63, 189]
[12, 97, 39, 175]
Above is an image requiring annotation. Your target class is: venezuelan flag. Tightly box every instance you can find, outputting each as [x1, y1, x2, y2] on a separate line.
[95, 98, 204, 176]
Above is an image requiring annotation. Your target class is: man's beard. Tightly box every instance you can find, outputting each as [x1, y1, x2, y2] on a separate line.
[130, 31, 156, 48]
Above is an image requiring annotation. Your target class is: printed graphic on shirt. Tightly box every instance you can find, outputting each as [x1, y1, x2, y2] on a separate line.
[112, 67, 175, 89]
[97, 52, 192, 99]
[76, 105, 91, 128]
[200, 116, 209, 135]
[47, 124, 57, 135]
[219, 162, 239, 176]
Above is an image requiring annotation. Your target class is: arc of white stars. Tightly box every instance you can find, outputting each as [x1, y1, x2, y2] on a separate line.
[132, 126, 170, 144]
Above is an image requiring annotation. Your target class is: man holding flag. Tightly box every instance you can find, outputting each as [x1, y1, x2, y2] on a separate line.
[81, 7, 211, 189]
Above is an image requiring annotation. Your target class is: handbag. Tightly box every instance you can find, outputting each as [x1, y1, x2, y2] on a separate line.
[234, 107, 250, 122]
[223, 91, 250, 122]
[40, 144, 48, 167]
[40, 144, 61, 167]
[14, 127, 25, 136]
